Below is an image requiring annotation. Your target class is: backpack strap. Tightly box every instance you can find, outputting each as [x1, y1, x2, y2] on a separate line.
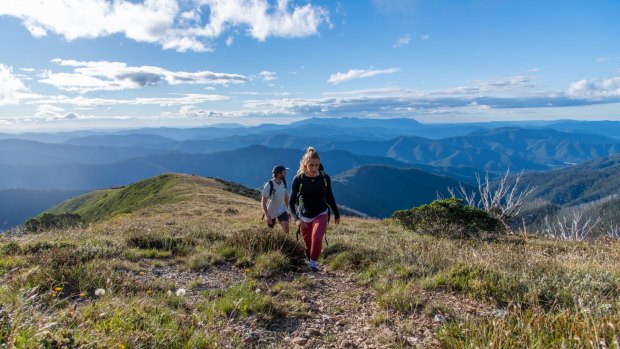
[268, 179, 275, 198]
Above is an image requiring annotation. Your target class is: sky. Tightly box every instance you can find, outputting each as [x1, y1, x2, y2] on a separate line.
[0, 0, 619, 131]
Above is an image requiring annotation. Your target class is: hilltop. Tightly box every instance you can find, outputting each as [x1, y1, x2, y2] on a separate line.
[1, 174, 619, 348]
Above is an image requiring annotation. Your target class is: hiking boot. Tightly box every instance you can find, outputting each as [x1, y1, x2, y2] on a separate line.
[308, 259, 319, 272]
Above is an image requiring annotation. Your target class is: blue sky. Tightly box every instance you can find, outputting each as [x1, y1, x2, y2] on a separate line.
[1, 0, 619, 131]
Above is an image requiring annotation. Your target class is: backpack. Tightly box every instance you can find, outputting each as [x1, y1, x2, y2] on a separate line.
[267, 178, 287, 199]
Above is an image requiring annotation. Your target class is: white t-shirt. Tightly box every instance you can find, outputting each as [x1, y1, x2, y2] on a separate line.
[261, 179, 288, 218]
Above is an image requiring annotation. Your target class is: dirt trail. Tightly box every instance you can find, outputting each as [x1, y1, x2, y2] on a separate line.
[142, 260, 493, 348]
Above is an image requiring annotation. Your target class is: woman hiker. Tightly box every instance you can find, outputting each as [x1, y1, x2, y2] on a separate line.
[289, 147, 340, 272]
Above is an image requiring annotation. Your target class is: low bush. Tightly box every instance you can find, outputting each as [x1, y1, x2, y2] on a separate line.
[25, 213, 83, 232]
[392, 198, 504, 239]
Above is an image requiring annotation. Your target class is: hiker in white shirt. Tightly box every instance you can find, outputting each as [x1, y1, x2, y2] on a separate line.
[261, 165, 290, 234]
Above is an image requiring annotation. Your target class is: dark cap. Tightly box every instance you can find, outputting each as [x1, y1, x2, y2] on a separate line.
[272, 165, 289, 175]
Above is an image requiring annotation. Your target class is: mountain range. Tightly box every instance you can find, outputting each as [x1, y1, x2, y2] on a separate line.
[2, 117, 620, 228]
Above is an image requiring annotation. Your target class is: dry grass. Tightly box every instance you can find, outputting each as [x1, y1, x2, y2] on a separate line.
[1, 173, 619, 347]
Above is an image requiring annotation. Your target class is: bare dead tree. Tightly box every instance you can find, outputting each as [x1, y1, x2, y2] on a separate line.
[543, 212, 601, 241]
[447, 183, 477, 207]
[606, 223, 620, 239]
[450, 170, 535, 229]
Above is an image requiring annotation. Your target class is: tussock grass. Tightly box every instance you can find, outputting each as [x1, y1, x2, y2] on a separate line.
[322, 242, 381, 271]
[422, 263, 529, 307]
[376, 280, 422, 312]
[4, 174, 620, 347]
[221, 228, 306, 268]
[205, 280, 283, 319]
[253, 251, 291, 277]
[437, 306, 620, 348]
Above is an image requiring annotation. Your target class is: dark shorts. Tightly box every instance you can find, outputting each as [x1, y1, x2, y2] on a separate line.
[267, 212, 289, 228]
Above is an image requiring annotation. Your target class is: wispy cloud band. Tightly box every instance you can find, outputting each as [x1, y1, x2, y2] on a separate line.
[40, 59, 248, 93]
[327, 68, 400, 84]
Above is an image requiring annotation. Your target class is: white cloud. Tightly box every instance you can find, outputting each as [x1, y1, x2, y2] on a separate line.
[259, 71, 278, 81]
[393, 34, 410, 48]
[0, 64, 29, 105]
[195, 0, 329, 41]
[34, 104, 82, 120]
[30, 93, 229, 108]
[421, 34, 429, 40]
[327, 68, 400, 84]
[240, 76, 578, 118]
[0, 0, 328, 52]
[596, 57, 610, 63]
[35, 104, 65, 118]
[566, 77, 620, 98]
[19, 68, 35, 72]
[180, 105, 225, 118]
[39, 59, 247, 93]
[226, 36, 234, 46]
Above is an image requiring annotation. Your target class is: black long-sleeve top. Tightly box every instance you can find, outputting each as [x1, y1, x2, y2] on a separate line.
[289, 172, 340, 221]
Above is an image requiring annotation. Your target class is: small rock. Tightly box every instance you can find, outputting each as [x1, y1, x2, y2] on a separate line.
[306, 328, 322, 336]
[433, 314, 446, 322]
[491, 309, 507, 318]
[339, 340, 356, 348]
[291, 337, 308, 345]
[406, 337, 419, 345]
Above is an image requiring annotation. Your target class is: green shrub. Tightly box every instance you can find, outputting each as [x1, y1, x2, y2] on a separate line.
[25, 213, 83, 232]
[392, 198, 504, 239]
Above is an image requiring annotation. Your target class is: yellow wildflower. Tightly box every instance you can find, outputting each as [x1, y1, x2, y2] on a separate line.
[54, 287, 62, 292]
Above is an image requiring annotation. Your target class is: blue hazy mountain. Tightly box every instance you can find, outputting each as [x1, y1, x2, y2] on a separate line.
[64, 134, 178, 149]
[0, 146, 410, 190]
[0, 139, 173, 165]
[0, 188, 86, 230]
[331, 165, 475, 218]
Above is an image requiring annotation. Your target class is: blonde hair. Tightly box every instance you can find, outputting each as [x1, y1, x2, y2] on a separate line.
[296, 146, 320, 176]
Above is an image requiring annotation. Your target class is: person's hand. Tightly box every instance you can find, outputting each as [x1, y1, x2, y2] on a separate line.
[334, 218, 340, 225]
[296, 220, 308, 229]
[265, 215, 272, 224]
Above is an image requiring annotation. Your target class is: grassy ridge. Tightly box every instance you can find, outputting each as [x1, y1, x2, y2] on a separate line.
[1, 173, 619, 347]
[45, 174, 179, 223]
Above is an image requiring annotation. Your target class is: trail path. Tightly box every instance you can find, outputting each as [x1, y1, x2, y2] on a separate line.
[143, 261, 493, 348]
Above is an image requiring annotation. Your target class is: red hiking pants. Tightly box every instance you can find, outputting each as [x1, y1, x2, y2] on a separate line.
[300, 214, 328, 261]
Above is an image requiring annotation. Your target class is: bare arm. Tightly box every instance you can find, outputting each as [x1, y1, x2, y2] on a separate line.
[261, 196, 271, 222]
